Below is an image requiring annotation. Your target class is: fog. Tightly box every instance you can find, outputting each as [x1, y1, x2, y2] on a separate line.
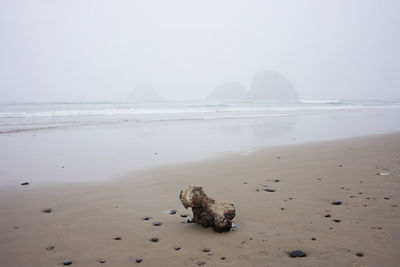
[0, 0, 399, 102]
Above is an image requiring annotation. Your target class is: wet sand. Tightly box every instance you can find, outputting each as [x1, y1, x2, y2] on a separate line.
[0, 133, 400, 266]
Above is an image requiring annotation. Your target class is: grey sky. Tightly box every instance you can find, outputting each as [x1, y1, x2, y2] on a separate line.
[0, 0, 399, 102]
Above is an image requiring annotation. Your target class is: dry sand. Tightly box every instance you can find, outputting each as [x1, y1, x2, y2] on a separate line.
[1, 133, 400, 267]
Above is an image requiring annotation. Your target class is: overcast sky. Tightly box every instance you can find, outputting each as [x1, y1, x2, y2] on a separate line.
[0, 0, 399, 102]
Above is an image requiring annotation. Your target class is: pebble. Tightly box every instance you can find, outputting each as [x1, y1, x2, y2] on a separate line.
[136, 259, 142, 263]
[324, 214, 331, 218]
[63, 261, 72, 265]
[153, 222, 162, 226]
[202, 248, 210, 252]
[331, 201, 342, 205]
[274, 179, 280, 182]
[333, 219, 341, 223]
[99, 260, 106, 263]
[141, 216, 151, 220]
[180, 214, 188, 218]
[263, 188, 275, 192]
[187, 218, 195, 223]
[243, 182, 248, 184]
[113, 237, 122, 240]
[42, 208, 52, 213]
[356, 252, 364, 257]
[168, 210, 177, 215]
[21, 182, 29, 186]
[256, 189, 260, 192]
[220, 257, 226, 260]
[46, 246, 54, 251]
[150, 237, 159, 242]
[311, 237, 316, 241]
[198, 262, 206, 266]
[384, 197, 390, 200]
[338, 164, 343, 167]
[280, 208, 285, 210]
[174, 247, 181, 251]
[289, 250, 307, 257]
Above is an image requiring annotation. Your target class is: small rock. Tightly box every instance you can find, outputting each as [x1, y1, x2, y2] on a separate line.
[243, 182, 248, 184]
[280, 208, 285, 210]
[338, 164, 343, 167]
[384, 197, 390, 200]
[274, 179, 280, 182]
[333, 219, 341, 223]
[150, 237, 159, 242]
[136, 259, 142, 263]
[61, 166, 64, 168]
[356, 252, 364, 257]
[187, 218, 195, 223]
[13, 226, 19, 229]
[289, 250, 306, 258]
[324, 214, 331, 218]
[167, 210, 177, 215]
[198, 262, 206, 266]
[153, 222, 162, 226]
[377, 172, 390, 176]
[256, 189, 260, 192]
[220, 257, 226, 260]
[311, 237, 316, 241]
[46, 246, 54, 251]
[263, 188, 275, 192]
[331, 201, 342, 205]
[113, 237, 122, 240]
[180, 214, 188, 218]
[21, 182, 29, 186]
[63, 261, 72, 266]
[99, 260, 106, 263]
[42, 208, 52, 213]
[202, 248, 210, 253]
[141, 216, 151, 220]
[174, 247, 181, 251]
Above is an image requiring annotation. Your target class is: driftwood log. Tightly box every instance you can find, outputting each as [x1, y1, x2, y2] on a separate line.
[179, 185, 235, 232]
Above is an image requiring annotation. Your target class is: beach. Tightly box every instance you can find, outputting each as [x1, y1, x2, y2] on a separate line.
[1, 131, 399, 267]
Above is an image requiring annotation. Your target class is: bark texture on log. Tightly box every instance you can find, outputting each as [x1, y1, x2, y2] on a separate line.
[179, 185, 235, 232]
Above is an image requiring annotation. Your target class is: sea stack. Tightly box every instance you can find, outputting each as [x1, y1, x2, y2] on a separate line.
[128, 84, 162, 102]
[247, 71, 298, 100]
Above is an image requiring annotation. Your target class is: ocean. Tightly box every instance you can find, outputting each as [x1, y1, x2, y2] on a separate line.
[1, 100, 399, 134]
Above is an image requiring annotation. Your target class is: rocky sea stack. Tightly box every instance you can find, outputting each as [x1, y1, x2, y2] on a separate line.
[246, 71, 298, 100]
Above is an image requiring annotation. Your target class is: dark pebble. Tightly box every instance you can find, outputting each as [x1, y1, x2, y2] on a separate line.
[324, 214, 331, 218]
[21, 182, 29, 186]
[338, 164, 343, 167]
[168, 210, 177, 215]
[99, 260, 106, 263]
[350, 196, 355, 198]
[180, 214, 188, 218]
[277, 156, 281, 159]
[358, 192, 363, 194]
[46, 246, 54, 251]
[61, 166, 64, 168]
[198, 262, 206, 266]
[174, 247, 181, 251]
[333, 219, 341, 223]
[384, 197, 390, 200]
[202, 248, 210, 252]
[311, 237, 316, 241]
[289, 250, 306, 257]
[243, 182, 248, 184]
[63, 261, 72, 265]
[153, 222, 162, 226]
[136, 259, 142, 263]
[150, 237, 159, 242]
[42, 208, 52, 213]
[13, 226, 19, 229]
[187, 218, 195, 223]
[113, 237, 122, 240]
[220, 257, 226, 260]
[331, 201, 342, 205]
[263, 188, 275, 192]
[280, 208, 285, 210]
[142, 216, 151, 220]
[256, 189, 260, 192]
[356, 252, 364, 257]
[274, 179, 280, 182]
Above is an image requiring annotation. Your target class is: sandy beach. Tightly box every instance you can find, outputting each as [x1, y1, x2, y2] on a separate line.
[0, 132, 399, 267]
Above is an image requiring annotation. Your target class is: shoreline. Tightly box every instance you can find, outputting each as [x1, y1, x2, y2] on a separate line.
[1, 132, 400, 266]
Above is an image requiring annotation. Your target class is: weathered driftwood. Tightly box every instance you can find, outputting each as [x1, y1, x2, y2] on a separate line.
[179, 185, 235, 232]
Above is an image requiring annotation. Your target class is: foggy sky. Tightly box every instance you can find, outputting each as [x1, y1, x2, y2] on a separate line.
[0, 0, 399, 102]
